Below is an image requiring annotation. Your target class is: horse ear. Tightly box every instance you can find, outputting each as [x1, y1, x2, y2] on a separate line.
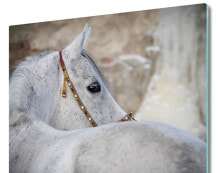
[64, 24, 91, 60]
[81, 24, 91, 49]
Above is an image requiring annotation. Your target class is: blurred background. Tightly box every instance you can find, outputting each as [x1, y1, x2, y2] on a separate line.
[9, 4, 207, 141]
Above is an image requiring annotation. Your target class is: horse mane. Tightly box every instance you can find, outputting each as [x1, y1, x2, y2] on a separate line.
[9, 51, 59, 121]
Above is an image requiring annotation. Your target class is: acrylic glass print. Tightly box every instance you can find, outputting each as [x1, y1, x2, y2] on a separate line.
[9, 4, 208, 173]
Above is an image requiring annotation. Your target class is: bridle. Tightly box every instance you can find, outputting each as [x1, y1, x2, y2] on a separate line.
[59, 51, 136, 127]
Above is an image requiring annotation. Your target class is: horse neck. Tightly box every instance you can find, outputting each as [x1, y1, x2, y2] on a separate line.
[49, 63, 92, 131]
[10, 51, 61, 123]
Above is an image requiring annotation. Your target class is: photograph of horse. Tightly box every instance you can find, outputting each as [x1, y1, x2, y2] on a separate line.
[9, 4, 207, 173]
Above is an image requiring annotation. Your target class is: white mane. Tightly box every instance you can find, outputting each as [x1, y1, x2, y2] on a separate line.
[10, 51, 59, 122]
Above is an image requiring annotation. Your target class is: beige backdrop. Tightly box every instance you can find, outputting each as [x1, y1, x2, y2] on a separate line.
[9, 9, 157, 113]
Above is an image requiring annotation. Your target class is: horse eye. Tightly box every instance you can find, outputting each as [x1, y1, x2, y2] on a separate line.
[87, 81, 101, 93]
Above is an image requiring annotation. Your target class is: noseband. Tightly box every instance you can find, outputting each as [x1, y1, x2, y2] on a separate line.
[59, 51, 136, 127]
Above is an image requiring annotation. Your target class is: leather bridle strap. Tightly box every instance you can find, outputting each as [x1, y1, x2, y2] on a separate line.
[59, 51, 136, 127]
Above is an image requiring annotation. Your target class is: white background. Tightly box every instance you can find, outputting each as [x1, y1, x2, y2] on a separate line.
[1, 0, 219, 172]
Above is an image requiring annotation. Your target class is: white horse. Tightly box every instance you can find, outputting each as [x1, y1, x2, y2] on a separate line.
[9, 25, 206, 173]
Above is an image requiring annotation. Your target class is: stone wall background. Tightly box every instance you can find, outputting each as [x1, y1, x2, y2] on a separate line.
[9, 9, 157, 113]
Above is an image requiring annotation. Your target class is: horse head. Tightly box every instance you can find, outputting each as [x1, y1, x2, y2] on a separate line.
[10, 24, 133, 130]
